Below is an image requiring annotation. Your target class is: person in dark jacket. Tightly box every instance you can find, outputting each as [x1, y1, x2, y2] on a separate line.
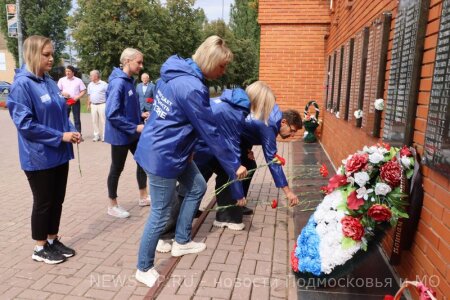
[136, 72, 155, 115]
[105, 48, 150, 219]
[240, 81, 303, 206]
[7, 35, 80, 264]
[134, 36, 247, 288]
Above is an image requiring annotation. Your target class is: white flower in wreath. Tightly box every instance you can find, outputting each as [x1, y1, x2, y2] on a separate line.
[369, 151, 384, 164]
[354, 109, 363, 119]
[356, 186, 373, 200]
[374, 98, 384, 111]
[401, 155, 412, 169]
[354, 171, 370, 187]
[374, 182, 392, 196]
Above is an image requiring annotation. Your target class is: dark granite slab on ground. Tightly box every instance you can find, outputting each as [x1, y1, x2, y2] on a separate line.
[290, 141, 404, 299]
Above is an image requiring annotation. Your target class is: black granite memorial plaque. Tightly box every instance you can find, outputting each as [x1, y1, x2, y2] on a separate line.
[332, 48, 343, 114]
[339, 40, 354, 120]
[424, 0, 450, 178]
[384, 0, 429, 146]
[348, 27, 369, 127]
[363, 13, 392, 137]
[326, 54, 335, 111]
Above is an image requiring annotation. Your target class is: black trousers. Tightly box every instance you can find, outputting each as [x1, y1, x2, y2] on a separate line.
[67, 101, 81, 133]
[240, 144, 257, 198]
[25, 163, 69, 241]
[107, 141, 147, 199]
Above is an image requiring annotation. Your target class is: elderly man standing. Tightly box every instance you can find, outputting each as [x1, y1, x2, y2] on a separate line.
[58, 65, 86, 135]
[136, 73, 155, 118]
[87, 70, 108, 142]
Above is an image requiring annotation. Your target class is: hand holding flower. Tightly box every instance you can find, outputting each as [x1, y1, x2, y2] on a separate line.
[236, 165, 247, 179]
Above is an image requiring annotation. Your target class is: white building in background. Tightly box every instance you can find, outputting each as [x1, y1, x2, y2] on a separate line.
[0, 32, 16, 83]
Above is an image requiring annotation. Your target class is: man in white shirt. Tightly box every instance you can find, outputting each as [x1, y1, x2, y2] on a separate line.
[87, 70, 108, 142]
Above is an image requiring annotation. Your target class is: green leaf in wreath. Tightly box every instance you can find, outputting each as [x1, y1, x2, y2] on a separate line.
[341, 237, 357, 249]
[391, 207, 409, 219]
[406, 168, 414, 179]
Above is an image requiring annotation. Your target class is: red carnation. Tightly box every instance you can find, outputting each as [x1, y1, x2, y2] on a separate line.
[347, 190, 364, 210]
[341, 216, 364, 241]
[321, 185, 331, 194]
[400, 145, 412, 157]
[368, 204, 392, 222]
[271, 199, 278, 209]
[66, 98, 76, 106]
[274, 154, 286, 166]
[320, 163, 329, 177]
[383, 296, 394, 300]
[380, 160, 402, 187]
[146, 97, 154, 103]
[326, 174, 348, 192]
[345, 153, 369, 174]
[291, 242, 299, 272]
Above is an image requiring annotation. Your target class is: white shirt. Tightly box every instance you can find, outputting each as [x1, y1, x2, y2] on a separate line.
[142, 84, 148, 94]
[87, 80, 108, 104]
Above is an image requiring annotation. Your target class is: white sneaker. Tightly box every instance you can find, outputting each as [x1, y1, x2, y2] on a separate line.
[171, 240, 206, 257]
[138, 195, 151, 207]
[156, 239, 172, 253]
[107, 206, 130, 218]
[92, 135, 100, 142]
[135, 267, 159, 288]
[213, 220, 245, 231]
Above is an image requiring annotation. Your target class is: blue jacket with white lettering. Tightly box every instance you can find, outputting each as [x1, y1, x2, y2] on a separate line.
[104, 67, 141, 146]
[134, 55, 244, 200]
[194, 88, 250, 170]
[7, 65, 75, 171]
[241, 104, 288, 188]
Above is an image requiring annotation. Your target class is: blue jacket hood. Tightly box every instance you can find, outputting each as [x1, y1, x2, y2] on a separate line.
[160, 55, 203, 83]
[109, 67, 134, 83]
[219, 88, 250, 112]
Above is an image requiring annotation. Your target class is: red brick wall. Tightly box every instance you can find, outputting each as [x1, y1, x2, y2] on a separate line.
[259, 0, 330, 115]
[260, 0, 449, 298]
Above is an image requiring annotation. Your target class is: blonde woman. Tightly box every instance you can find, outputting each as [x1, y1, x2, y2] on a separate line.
[134, 36, 247, 287]
[7, 35, 80, 264]
[104, 48, 150, 218]
[241, 81, 302, 208]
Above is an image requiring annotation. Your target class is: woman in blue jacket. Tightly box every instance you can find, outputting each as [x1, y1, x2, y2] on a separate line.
[134, 36, 247, 287]
[104, 48, 150, 218]
[7, 36, 80, 264]
[241, 81, 303, 206]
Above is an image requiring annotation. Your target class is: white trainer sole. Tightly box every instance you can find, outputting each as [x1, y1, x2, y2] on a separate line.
[213, 220, 245, 231]
[31, 254, 65, 264]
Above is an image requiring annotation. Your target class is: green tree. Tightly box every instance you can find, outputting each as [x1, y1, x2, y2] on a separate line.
[70, 0, 166, 79]
[165, 0, 205, 58]
[229, 0, 260, 84]
[0, 0, 71, 67]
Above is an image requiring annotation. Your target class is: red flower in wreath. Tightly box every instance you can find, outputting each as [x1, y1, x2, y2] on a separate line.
[368, 204, 392, 222]
[326, 174, 348, 192]
[347, 190, 364, 210]
[400, 145, 412, 157]
[345, 153, 368, 174]
[319, 163, 329, 177]
[271, 199, 278, 209]
[341, 216, 364, 241]
[66, 98, 76, 106]
[291, 242, 299, 272]
[273, 154, 286, 166]
[380, 160, 402, 187]
[146, 97, 154, 103]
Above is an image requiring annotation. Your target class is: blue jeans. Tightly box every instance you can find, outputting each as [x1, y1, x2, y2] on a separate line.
[137, 162, 206, 271]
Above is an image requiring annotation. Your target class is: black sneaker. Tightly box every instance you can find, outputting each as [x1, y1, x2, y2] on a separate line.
[32, 243, 66, 264]
[50, 238, 76, 257]
[242, 206, 254, 215]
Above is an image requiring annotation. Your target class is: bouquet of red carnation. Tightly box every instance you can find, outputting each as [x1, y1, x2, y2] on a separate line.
[146, 97, 154, 103]
[66, 98, 76, 106]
